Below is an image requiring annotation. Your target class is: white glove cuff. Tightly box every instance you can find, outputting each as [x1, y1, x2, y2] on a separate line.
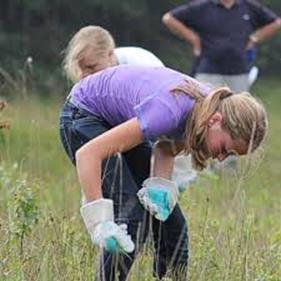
[80, 198, 114, 230]
[143, 177, 178, 197]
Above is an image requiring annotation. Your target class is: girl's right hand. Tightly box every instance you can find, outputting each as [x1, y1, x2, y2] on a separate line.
[80, 199, 134, 253]
[93, 221, 134, 253]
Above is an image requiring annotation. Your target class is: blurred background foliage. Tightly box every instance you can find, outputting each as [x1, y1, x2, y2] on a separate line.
[0, 0, 280, 96]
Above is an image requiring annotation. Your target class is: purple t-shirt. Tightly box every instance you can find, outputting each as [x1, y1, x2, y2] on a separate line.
[70, 65, 210, 141]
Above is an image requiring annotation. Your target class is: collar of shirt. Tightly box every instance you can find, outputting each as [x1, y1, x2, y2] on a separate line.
[212, 0, 242, 8]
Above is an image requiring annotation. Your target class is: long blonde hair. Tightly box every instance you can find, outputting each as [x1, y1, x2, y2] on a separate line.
[63, 25, 115, 82]
[173, 81, 268, 170]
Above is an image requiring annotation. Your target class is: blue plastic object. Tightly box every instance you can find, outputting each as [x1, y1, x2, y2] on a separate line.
[105, 237, 118, 252]
[245, 48, 257, 71]
[147, 187, 171, 221]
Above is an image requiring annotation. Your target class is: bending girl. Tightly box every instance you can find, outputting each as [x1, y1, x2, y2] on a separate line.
[59, 65, 267, 281]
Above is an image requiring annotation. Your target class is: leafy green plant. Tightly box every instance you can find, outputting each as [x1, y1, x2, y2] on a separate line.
[0, 163, 39, 256]
[9, 179, 39, 255]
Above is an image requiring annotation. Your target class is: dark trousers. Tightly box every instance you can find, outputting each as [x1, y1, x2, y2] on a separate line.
[59, 101, 189, 280]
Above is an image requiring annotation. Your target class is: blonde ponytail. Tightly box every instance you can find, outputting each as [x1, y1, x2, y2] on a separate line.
[172, 81, 267, 170]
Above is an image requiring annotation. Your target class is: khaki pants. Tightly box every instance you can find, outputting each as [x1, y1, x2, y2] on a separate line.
[195, 73, 249, 93]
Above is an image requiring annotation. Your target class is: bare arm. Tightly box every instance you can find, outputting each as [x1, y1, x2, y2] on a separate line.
[246, 18, 281, 48]
[75, 118, 143, 202]
[162, 12, 201, 56]
[152, 140, 185, 179]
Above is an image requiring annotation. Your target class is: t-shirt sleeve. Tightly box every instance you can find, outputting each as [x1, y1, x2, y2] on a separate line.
[115, 47, 164, 67]
[115, 48, 129, 64]
[247, 0, 278, 29]
[170, 3, 200, 28]
[134, 96, 178, 141]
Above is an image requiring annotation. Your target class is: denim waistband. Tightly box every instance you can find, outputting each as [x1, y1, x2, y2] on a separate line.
[64, 100, 97, 117]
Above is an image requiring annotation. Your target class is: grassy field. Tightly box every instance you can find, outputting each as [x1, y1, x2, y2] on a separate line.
[0, 79, 280, 281]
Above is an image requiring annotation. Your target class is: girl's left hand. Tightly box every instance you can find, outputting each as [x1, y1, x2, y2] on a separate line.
[137, 177, 178, 221]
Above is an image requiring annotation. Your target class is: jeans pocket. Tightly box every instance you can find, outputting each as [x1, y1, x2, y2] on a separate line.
[73, 115, 111, 140]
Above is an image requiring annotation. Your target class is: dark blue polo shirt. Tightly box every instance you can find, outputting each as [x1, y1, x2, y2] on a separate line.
[171, 0, 278, 74]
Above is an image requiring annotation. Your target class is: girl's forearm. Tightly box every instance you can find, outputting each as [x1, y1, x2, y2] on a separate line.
[76, 148, 103, 202]
[152, 141, 175, 179]
[75, 118, 144, 202]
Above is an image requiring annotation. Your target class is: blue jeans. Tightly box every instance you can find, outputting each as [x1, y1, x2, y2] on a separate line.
[59, 101, 189, 281]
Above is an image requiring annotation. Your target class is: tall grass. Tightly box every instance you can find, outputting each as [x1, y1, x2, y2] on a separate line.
[0, 79, 280, 280]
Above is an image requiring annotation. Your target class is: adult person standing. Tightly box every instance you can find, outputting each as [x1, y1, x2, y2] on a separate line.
[162, 0, 281, 92]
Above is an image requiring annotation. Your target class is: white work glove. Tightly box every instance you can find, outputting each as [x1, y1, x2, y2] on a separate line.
[80, 198, 134, 253]
[137, 177, 178, 221]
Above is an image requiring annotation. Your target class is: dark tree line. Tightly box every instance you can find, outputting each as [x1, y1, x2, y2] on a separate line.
[0, 0, 280, 91]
